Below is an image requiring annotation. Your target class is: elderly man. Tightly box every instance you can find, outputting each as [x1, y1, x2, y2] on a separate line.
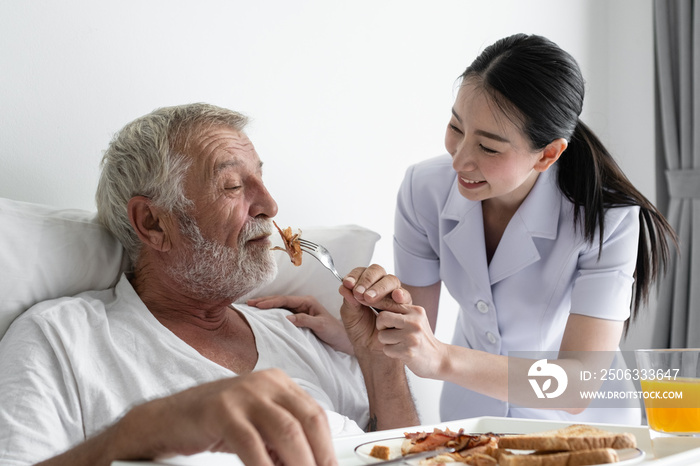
[0, 104, 419, 466]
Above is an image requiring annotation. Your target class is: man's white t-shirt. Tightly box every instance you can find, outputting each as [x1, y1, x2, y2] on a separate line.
[0, 274, 368, 465]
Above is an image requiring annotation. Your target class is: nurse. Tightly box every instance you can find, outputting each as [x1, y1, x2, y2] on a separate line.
[384, 33, 676, 424]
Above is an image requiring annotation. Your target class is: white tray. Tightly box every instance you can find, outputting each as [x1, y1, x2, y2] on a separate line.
[112, 416, 700, 465]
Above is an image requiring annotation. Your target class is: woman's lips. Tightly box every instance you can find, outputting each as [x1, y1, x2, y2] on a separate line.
[458, 176, 486, 189]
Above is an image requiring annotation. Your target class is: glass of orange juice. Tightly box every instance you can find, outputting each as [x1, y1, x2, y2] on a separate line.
[635, 349, 700, 435]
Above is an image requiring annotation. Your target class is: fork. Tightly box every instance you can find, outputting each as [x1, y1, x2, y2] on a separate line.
[298, 238, 380, 316]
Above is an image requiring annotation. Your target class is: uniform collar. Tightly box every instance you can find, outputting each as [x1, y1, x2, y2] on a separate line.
[511, 164, 561, 241]
[441, 165, 562, 286]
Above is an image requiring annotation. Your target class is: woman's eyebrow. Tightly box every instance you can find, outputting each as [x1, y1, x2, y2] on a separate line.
[475, 129, 510, 143]
[451, 108, 462, 123]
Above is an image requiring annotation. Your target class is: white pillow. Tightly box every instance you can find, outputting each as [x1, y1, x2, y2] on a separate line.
[0, 198, 127, 339]
[0, 197, 380, 339]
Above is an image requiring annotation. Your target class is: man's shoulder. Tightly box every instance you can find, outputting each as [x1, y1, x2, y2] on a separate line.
[11, 288, 115, 333]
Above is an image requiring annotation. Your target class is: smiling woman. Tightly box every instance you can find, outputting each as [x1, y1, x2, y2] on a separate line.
[383, 33, 677, 425]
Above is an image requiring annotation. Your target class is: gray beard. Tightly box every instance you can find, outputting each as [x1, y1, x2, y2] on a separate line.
[165, 215, 278, 302]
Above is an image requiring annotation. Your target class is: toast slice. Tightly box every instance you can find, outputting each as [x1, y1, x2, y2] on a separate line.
[497, 447, 619, 466]
[497, 424, 636, 452]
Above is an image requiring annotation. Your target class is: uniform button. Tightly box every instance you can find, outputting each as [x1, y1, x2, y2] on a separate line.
[476, 300, 489, 314]
[486, 332, 497, 344]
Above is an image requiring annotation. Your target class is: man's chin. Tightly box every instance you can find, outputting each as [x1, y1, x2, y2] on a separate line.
[249, 257, 278, 289]
[235, 260, 278, 303]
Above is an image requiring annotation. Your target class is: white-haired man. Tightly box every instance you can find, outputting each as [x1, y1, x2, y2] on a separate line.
[0, 104, 418, 466]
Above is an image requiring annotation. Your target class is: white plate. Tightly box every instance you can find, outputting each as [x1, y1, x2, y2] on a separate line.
[354, 436, 646, 465]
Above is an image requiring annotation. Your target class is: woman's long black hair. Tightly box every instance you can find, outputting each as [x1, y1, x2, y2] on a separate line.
[462, 33, 677, 327]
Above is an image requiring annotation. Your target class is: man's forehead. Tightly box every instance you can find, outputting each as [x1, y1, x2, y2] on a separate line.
[190, 127, 261, 171]
[196, 126, 253, 152]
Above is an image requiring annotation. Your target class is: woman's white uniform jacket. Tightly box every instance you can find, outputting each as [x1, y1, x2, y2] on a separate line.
[394, 154, 641, 424]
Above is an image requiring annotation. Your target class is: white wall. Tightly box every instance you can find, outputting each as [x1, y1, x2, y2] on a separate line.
[0, 0, 655, 424]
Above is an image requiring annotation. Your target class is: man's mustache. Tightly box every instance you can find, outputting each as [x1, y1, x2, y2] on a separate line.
[240, 219, 273, 243]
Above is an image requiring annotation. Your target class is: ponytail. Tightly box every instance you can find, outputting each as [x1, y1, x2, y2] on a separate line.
[557, 121, 606, 246]
[558, 121, 677, 327]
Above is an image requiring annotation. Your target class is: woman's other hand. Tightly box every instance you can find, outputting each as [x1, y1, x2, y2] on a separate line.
[247, 295, 353, 355]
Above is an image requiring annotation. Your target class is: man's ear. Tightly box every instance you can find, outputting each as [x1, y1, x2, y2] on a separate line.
[534, 138, 568, 172]
[127, 196, 173, 252]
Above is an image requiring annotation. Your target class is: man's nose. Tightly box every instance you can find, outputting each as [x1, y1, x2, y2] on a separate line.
[251, 180, 278, 218]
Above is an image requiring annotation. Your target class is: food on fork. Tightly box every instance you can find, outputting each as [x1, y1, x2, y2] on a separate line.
[368, 424, 636, 465]
[270, 221, 303, 266]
